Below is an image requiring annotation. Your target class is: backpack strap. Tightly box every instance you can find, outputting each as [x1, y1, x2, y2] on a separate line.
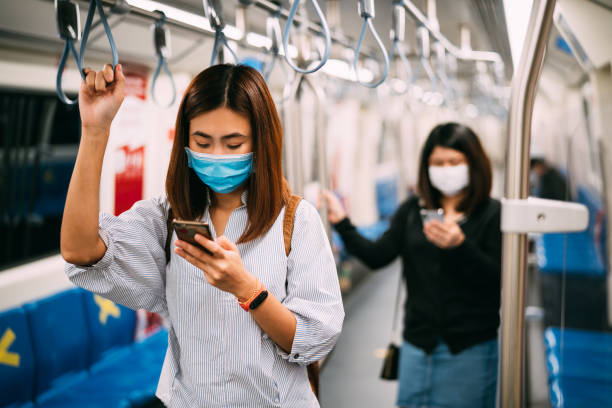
[281, 194, 320, 398]
[283, 194, 302, 256]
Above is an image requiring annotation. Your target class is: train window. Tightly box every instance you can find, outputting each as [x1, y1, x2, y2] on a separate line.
[0, 90, 80, 271]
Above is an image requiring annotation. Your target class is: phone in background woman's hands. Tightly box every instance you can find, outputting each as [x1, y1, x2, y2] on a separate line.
[420, 208, 445, 224]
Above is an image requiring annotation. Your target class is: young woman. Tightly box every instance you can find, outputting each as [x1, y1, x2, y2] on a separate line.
[61, 63, 344, 407]
[324, 123, 501, 408]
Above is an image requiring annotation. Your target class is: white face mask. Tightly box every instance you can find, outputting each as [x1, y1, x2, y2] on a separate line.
[428, 164, 470, 197]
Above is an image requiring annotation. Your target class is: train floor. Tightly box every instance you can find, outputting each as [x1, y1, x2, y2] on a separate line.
[320, 261, 401, 407]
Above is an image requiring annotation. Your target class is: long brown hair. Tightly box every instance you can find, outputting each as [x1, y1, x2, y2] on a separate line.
[417, 122, 492, 214]
[166, 64, 290, 243]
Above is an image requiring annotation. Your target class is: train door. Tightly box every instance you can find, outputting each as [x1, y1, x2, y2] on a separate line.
[500, 0, 612, 406]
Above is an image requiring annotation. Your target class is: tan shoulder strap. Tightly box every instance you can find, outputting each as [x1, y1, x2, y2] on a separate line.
[283, 195, 302, 257]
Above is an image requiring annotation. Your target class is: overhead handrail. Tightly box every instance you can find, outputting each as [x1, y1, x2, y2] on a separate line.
[399, 0, 505, 76]
[204, 0, 239, 65]
[87, 0, 130, 43]
[281, 0, 331, 74]
[388, 3, 412, 86]
[353, 0, 390, 88]
[55, 0, 83, 105]
[263, 7, 283, 81]
[151, 11, 177, 108]
[79, 0, 119, 79]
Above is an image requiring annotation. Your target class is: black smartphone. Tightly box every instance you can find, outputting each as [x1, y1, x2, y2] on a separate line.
[172, 219, 213, 253]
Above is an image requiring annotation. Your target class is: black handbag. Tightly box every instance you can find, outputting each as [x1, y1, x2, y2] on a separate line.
[380, 271, 403, 380]
[380, 342, 400, 380]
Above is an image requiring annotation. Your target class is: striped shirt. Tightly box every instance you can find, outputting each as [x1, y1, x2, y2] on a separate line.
[65, 191, 344, 407]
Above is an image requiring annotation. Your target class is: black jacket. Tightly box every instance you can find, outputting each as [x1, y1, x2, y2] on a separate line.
[334, 196, 502, 354]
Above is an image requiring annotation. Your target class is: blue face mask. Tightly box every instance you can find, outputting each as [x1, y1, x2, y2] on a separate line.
[184, 147, 253, 194]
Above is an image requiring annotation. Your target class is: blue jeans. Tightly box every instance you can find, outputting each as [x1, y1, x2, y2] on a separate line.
[397, 339, 498, 408]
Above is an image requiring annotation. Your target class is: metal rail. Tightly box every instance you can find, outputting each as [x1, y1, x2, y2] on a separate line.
[499, 0, 556, 406]
[399, 0, 504, 66]
[55, 0, 377, 61]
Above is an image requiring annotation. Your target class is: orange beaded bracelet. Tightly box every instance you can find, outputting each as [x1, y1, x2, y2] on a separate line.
[238, 280, 267, 312]
[237, 278, 260, 309]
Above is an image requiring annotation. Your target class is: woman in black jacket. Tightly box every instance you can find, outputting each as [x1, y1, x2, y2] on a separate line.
[324, 123, 501, 408]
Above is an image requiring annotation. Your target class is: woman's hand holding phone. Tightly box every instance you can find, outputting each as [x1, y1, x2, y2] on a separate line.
[423, 219, 465, 249]
[174, 232, 257, 301]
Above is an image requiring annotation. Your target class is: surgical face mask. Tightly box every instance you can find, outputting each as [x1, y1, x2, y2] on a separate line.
[184, 147, 253, 194]
[428, 164, 470, 197]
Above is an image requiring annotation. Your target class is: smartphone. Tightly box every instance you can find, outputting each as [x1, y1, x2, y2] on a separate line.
[420, 208, 445, 224]
[172, 219, 213, 253]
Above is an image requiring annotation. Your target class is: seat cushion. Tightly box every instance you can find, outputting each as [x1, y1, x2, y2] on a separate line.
[0, 307, 35, 407]
[23, 289, 90, 399]
[80, 289, 136, 365]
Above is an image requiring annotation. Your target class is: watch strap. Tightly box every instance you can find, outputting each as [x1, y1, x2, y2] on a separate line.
[249, 290, 269, 310]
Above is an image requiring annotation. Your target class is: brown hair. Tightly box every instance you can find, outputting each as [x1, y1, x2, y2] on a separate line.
[417, 122, 492, 214]
[166, 64, 290, 243]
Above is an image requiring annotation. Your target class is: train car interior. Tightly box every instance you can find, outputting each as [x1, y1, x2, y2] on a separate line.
[0, 0, 611, 407]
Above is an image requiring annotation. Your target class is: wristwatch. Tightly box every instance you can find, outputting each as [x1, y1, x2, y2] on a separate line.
[249, 290, 269, 311]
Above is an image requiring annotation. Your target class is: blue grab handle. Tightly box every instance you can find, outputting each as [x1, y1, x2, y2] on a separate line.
[353, 16, 390, 88]
[151, 57, 177, 108]
[79, 0, 119, 73]
[281, 0, 331, 74]
[55, 0, 119, 105]
[56, 39, 81, 105]
[210, 28, 239, 66]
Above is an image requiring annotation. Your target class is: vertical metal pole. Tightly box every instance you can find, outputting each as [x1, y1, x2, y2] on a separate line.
[499, 0, 556, 407]
[303, 76, 331, 237]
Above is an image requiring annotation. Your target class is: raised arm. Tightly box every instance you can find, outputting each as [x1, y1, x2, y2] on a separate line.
[60, 64, 126, 265]
[323, 190, 408, 269]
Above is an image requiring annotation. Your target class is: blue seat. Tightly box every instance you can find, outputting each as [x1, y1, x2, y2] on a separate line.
[357, 219, 390, 241]
[23, 289, 91, 403]
[576, 186, 608, 263]
[80, 289, 136, 367]
[544, 328, 612, 407]
[375, 176, 399, 219]
[536, 232, 605, 276]
[89, 329, 168, 407]
[0, 307, 36, 408]
[550, 377, 612, 408]
[3, 287, 166, 408]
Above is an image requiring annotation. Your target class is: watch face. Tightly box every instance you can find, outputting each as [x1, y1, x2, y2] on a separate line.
[249, 290, 269, 310]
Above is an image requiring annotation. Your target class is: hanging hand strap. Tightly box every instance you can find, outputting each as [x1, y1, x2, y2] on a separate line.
[151, 12, 177, 107]
[55, 0, 82, 105]
[389, 3, 412, 85]
[263, 7, 283, 81]
[55, 0, 119, 105]
[204, 0, 239, 65]
[282, 0, 331, 74]
[353, 0, 390, 88]
[79, 0, 119, 76]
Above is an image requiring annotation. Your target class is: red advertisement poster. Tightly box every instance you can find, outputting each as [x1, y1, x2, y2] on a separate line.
[114, 145, 145, 216]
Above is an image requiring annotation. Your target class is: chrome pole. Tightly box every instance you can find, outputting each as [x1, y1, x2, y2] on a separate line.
[500, 0, 556, 406]
[302, 76, 331, 238]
